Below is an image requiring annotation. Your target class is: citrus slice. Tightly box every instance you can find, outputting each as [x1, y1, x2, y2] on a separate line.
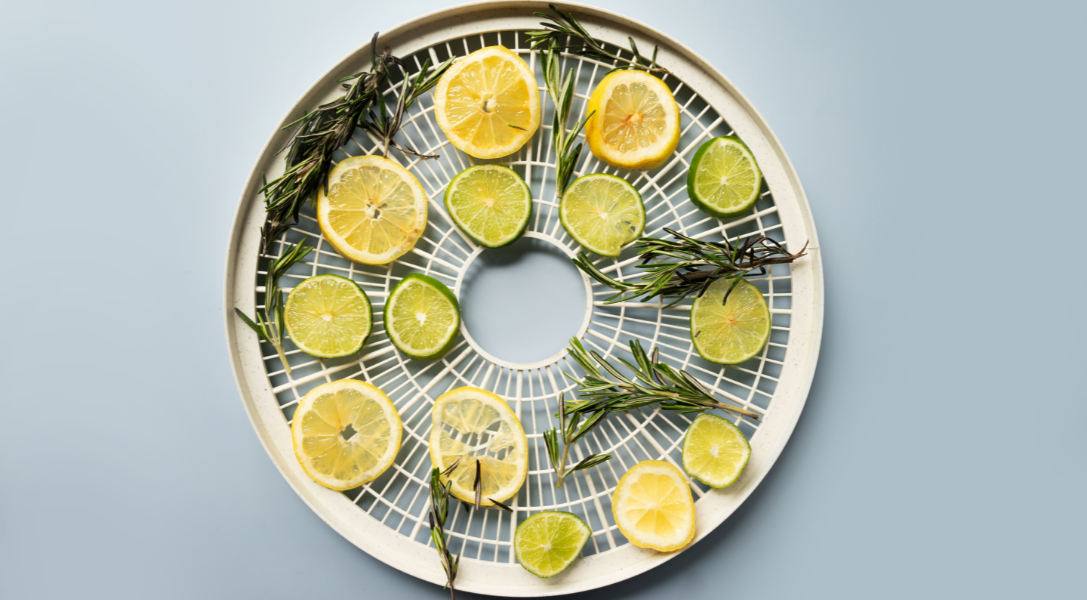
[444, 165, 531, 248]
[433, 46, 540, 159]
[682, 414, 751, 488]
[687, 136, 763, 218]
[291, 379, 402, 491]
[585, 70, 680, 170]
[514, 511, 592, 578]
[559, 173, 645, 257]
[429, 386, 528, 507]
[612, 460, 695, 552]
[316, 155, 428, 265]
[384, 273, 460, 361]
[690, 277, 771, 365]
[284, 274, 372, 358]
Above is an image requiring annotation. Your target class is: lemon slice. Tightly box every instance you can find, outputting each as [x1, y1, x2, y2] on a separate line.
[682, 414, 751, 488]
[384, 273, 460, 361]
[559, 173, 645, 257]
[444, 165, 532, 248]
[514, 511, 592, 578]
[316, 155, 428, 265]
[612, 460, 695, 552]
[291, 379, 402, 491]
[429, 386, 528, 507]
[687, 136, 763, 218]
[284, 274, 372, 358]
[585, 70, 680, 170]
[690, 277, 771, 365]
[433, 46, 541, 159]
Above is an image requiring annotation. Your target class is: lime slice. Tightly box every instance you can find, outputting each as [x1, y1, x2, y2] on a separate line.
[559, 173, 645, 257]
[384, 273, 460, 360]
[682, 414, 751, 488]
[687, 136, 763, 218]
[444, 165, 532, 248]
[690, 277, 771, 364]
[514, 511, 592, 578]
[284, 274, 372, 358]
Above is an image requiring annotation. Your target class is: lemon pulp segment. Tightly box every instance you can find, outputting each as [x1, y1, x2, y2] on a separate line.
[433, 46, 540, 159]
[291, 379, 402, 491]
[690, 277, 771, 364]
[612, 460, 695, 552]
[559, 174, 645, 257]
[682, 414, 751, 488]
[429, 387, 527, 506]
[317, 155, 427, 265]
[285, 274, 372, 358]
[586, 70, 680, 170]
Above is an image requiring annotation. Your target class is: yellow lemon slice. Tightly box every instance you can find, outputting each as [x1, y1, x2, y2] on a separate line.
[291, 379, 402, 491]
[585, 70, 680, 170]
[612, 460, 695, 552]
[429, 386, 528, 507]
[433, 46, 541, 159]
[316, 155, 428, 265]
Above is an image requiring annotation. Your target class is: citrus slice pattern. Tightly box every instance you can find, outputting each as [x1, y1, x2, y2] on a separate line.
[612, 460, 695, 552]
[291, 379, 402, 491]
[687, 136, 763, 218]
[433, 46, 540, 159]
[316, 155, 428, 265]
[690, 277, 771, 364]
[682, 414, 751, 488]
[384, 273, 460, 361]
[429, 387, 528, 507]
[444, 165, 532, 248]
[514, 511, 592, 578]
[585, 70, 680, 169]
[284, 274, 372, 358]
[559, 173, 645, 257]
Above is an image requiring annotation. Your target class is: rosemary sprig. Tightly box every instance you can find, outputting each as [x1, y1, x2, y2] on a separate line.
[543, 392, 611, 488]
[528, 4, 670, 76]
[429, 461, 461, 600]
[564, 337, 761, 421]
[574, 228, 807, 308]
[233, 240, 313, 374]
[538, 38, 595, 194]
[259, 33, 453, 252]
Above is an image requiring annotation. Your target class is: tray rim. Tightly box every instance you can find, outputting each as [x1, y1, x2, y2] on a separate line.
[223, 1, 824, 595]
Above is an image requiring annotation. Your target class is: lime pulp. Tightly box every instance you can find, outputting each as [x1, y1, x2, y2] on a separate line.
[687, 136, 763, 218]
[383, 273, 460, 360]
[690, 277, 770, 364]
[444, 165, 532, 248]
[284, 274, 372, 358]
[514, 511, 592, 578]
[559, 173, 645, 257]
[682, 413, 751, 488]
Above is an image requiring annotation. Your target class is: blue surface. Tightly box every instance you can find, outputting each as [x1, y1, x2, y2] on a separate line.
[1, 0, 1084, 598]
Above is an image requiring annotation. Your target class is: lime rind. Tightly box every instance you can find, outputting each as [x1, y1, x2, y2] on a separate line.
[559, 173, 645, 257]
[284, 274, 372, 358]
[444, 165, 532, 248]
[384, 273, 461, 361]
[690, 277, 771, 365]
[682, 413, 751, 488]
[514, 511, 592, 578]
[687, 136, 763, 218]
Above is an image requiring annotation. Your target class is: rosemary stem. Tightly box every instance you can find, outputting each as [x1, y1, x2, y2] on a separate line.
[273, 341, 292, 375]
[556, 442, 571, 489]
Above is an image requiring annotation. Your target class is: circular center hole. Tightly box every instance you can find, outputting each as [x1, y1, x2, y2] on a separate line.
[460, 237, 587, 365]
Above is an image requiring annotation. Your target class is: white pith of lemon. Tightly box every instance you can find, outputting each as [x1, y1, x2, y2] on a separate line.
[316, 155, 428, 265]
[429, 386, 528, 507]
[611, 460, 695, 552]
[585, 70, 680, 170]
[433, 46, 540, 159]
[291, 379, 402, 491]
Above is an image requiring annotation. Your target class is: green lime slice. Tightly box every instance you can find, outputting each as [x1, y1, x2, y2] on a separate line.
[383, 273, 460, 361]
[559, 173, 645, 257]
[444, 165, 532, 248]
[514, 511, 592, 578]
[682, 414, 751, 488]
[284, 274, 372, 358]
[690, 277, 770, 364]
[687, 136, 763, 218]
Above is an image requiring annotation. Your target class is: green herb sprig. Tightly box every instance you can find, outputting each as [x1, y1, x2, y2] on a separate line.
[543, 392, 611, 489]
[574, 228, 806, 308]
[528, 4, 670, 76]
[564, 337, 761, 421]
[537, 38, 595, 195]
[259, 33, 453, 252]
[234, 240, 313, 374]
[429, 462, 461, 600]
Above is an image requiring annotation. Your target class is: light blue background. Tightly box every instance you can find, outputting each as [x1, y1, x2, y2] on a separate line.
[1, 0, 1084, 598]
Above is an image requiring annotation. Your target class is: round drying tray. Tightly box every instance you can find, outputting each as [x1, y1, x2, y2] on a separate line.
[224, 1, 823, 596]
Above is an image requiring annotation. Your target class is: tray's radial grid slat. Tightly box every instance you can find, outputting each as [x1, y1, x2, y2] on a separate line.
[224, 3, 822, 596]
